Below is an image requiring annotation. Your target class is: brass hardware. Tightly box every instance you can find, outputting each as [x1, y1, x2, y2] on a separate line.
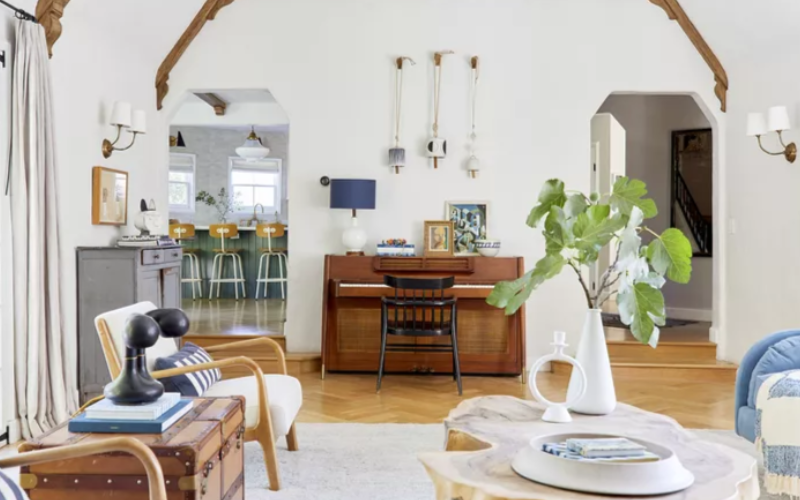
[19, 474, 38, 489]
[756, 131, 797, 164]
[178, 476, 196, 491]
[102, 124, 142, 159]
[200, 460, 214, 496]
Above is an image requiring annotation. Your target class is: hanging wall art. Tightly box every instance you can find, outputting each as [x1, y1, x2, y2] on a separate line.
[427, 51, 454, 169]
[389, 56, 415, 174]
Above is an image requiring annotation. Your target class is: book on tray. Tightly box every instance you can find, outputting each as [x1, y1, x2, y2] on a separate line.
[69, 399, 192, 434]
[85, 393, 181, 421]
[542, 437, 659, 462]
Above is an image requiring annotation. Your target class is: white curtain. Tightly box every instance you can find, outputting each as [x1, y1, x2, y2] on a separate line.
[9, 19, 77, 438]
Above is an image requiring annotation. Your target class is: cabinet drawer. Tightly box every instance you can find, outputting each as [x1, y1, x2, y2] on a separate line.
[163, 247, 182, 263]
[141, 249, 164, 265]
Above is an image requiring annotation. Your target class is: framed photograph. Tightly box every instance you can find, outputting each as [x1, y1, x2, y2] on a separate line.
[92, 166, 129, 225]
[423, 220, 455, 257]
[445, 201, 489, 255]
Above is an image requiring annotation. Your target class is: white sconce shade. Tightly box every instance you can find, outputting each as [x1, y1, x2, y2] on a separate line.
[131, 110, 147, 134]
[768, 106, 791, 132]
[746, 113, 767, 137]
[109, 101, 132, 128]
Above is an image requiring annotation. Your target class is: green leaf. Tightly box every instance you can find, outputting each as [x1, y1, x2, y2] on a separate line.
[564, 194, 588, 218]
[617, 282, 665, 345]
[543, 206, 573, 254]
[526, 179, 567, 228]
[573, 205, 624, 245]
[487, 254, 566, 315]
[647, 228, 693, 284]
[610, 177, 658, 219]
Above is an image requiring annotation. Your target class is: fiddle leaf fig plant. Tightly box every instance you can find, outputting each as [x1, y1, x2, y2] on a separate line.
[487, 176, 693, 347]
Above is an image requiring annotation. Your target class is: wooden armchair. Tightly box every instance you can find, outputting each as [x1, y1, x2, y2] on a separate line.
[0, 437, 166, 500]
[95, 302, 302, 491]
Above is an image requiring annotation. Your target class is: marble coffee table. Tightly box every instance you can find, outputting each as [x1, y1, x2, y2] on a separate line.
[418, 396, 759, 500]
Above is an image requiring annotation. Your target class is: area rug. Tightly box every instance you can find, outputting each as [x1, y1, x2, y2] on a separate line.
[245, 424, 778, 500]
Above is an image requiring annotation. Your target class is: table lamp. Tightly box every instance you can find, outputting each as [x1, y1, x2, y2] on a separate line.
[330, 179, 376, 256]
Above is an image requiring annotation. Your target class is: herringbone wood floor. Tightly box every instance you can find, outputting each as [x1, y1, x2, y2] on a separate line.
[295, 371, 735, 429]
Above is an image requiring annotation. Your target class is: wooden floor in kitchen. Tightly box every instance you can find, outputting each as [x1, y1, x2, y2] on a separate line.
[182, 298, 286, 336]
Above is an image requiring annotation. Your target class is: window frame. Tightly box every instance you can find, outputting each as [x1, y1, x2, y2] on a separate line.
[168, 153, 197, 213]
[227, 157, 283, 215]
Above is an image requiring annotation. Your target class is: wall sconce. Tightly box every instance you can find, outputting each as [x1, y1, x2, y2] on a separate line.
[102, 101, 146, 159]
[747, 106, 797, 163]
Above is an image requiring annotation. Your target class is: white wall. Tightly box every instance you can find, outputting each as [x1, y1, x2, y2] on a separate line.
[162, 0, 726, 361]
[171, 101, 289, 128]
[597, 95, 713, 316]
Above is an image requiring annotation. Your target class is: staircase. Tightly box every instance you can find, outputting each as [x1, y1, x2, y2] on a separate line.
[673, 170, 712, 256]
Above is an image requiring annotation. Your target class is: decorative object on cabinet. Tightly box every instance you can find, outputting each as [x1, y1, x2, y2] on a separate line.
[91, 166, 129, 225]
[426, 50, 454, 169]
[475, 239, 501, 257]
[321, 255, 526, 378]
[377, 239, 415, 257]
[330, 179, 377, 256]
[104, 308, 190, 405]
[423, 220, 455, 257]
[169, 130, 186, 148]
[377, 275, 462, 395]
[134, 199, 165, 236]
[528, 331, 586, 423]
[467, 56, 481, 178]
[236, 125, 270, 161]
[445, 201, 488, 255]
[196, 187, 243, 223]
[747, 106, 797, 163]
[487, 177, 694, 415]
[389, 56, 415, 174]
[76, 247, 183, 403]
[102, 101, 146, 159]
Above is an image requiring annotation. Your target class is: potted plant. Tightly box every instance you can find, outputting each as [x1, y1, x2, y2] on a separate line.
[195, 188, 242, 223]
[487, 177, 693, 414]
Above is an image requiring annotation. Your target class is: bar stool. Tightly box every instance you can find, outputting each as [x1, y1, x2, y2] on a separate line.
[208, 223, 247, 300]
[169, 223, 203, 300]
[255, 223, 288, 300]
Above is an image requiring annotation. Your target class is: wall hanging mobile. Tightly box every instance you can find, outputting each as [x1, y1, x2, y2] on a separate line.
[467, 56, 481, 179]
[389, 56, 415, 174]
[427, 50, 454, 169]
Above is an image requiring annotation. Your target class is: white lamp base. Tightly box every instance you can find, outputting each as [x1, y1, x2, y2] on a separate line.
[342, 216, 367, 254]
[542, 406, 572, 423]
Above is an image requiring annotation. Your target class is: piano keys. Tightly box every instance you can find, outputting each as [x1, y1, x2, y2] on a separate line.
[321, 255, 527, 377]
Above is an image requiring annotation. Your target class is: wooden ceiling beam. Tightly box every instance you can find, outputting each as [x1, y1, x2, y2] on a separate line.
[35, 0, 70, 57]
[155, 0, 236, 110]
[649, 0, 728, 112]
[194, 92, 227, 115]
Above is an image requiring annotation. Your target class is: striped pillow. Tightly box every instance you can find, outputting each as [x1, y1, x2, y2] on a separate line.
[0, 469, 29, 499]
[155, 342, 221, 396]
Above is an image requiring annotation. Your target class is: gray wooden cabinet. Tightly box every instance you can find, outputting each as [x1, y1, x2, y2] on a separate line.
[76, 247, 182, 403]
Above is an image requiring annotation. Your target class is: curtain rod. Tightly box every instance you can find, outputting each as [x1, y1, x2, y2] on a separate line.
[0, 0, 37, 22]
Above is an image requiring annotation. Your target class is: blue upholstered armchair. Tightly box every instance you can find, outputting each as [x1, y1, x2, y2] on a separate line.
[736, 329, 800, 442]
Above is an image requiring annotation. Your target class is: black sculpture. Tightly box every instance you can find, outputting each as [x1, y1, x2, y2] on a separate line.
[104, 308, 190, 405]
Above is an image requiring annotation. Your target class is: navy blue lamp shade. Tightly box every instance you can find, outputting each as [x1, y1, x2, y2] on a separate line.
[330, 179, 376, 210]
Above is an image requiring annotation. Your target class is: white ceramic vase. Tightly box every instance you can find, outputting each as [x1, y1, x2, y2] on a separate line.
[566, 309, 616, 415]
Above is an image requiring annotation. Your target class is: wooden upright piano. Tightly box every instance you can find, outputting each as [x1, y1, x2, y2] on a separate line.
[321, 255, 526, 377]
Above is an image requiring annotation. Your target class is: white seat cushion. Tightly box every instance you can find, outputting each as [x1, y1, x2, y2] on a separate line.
[204, 374, 302, 438]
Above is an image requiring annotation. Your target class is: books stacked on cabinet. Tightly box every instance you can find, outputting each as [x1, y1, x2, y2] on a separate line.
[542, 437, 660, 463]
[69, 393, 192, 434]
[377, 239, 416, 256]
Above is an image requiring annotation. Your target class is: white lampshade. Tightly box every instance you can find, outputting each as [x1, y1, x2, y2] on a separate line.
[235, 127, 270, 161]
[746, 112, 767, 137]
[131, 110, 147, 134]
[109, 101, 132, 128]
[768, 106, 792, 132]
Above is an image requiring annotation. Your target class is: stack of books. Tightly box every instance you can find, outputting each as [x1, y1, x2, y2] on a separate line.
[69, 393, 192, 434]
[117, 235, 177, 248]
[542, 437, 660, 463]
[376, 240, 416, 256]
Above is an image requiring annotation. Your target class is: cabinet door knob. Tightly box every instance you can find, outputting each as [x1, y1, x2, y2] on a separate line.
[153, 254, 160, 259]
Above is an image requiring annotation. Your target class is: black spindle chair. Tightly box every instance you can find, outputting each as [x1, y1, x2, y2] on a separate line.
[377, 275, 462, 395]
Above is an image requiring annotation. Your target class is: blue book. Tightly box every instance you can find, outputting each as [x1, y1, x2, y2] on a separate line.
[69, 399, 193, 434]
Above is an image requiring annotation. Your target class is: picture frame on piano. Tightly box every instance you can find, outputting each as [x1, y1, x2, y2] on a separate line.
[445, 200, 489, 255]
[423, 220, 455, 257]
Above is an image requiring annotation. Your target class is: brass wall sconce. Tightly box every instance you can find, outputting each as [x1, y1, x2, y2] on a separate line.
[747, 106, 797, 163]
[102, 101, 147, 159]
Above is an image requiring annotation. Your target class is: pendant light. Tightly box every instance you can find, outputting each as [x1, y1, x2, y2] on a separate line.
[236, 126, 270, 161]
[426, 50, 454, 169]
[388, 56, 415, 174]
[467, 56, 481, 179]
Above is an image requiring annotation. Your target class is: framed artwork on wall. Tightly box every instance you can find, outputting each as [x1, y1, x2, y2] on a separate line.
[423, 220, 454, 257]
[445, 201, 489, 255]
[92, 166, 129, 225]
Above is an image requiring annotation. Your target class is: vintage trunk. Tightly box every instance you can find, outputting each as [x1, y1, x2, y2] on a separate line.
[19, 397, 245, 500]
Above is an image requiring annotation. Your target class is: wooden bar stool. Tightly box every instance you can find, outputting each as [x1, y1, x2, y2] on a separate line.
[208, 223, 247, 300]
[169, 223, 203, 300]
[256, 223, 288, 300]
